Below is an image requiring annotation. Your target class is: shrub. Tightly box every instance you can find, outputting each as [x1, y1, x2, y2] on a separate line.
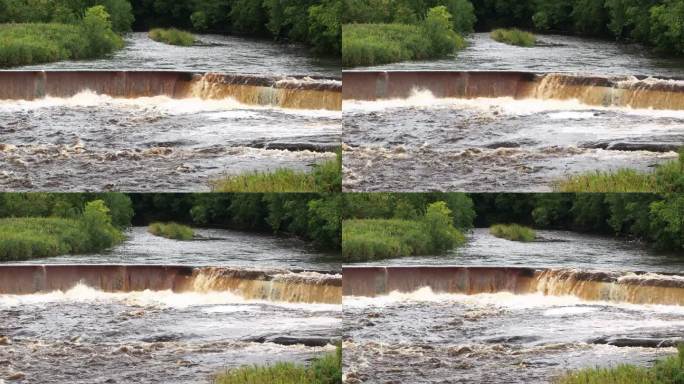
[148, 28, 196, 46]
[148, 222, 194, 240]
[490, 28, 536, 47]
[489, 224, 536, 242]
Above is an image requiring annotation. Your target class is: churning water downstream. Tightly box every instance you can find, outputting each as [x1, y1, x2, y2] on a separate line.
[355, 33, 684, 77]
[14, 32, 339, 77]
[0, 265, 341, 383]
[343, 71, 683, 191]
[0, 71, 341, 191]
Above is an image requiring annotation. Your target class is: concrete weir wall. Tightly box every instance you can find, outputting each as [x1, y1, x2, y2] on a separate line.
[343, 266, 684, 306]
[0, 265, 342, 304]
[342, 71, 684, 110]
[0, 71, 342, 110]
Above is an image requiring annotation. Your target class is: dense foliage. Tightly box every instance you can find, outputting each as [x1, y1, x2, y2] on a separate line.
[0, 6, 123, 67]
[148, 222, 194, 240]
[0, 0, 134, 32]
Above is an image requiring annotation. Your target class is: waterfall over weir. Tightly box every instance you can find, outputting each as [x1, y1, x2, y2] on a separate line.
[0, 71, 342, 110]
[0, 265, 342, 304]
[343, 266, 684, 306]
[343, 71, 684, 110]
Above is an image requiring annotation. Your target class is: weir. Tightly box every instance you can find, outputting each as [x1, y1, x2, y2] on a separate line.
[0, 265, 342, 304]
[342, 71, 684, 110]
[343, 266, 684, 306]
[0, 71, 342, 110]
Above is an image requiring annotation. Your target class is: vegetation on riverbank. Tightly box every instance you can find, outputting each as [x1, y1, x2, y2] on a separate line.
[0, 200, 125, 261]
[210, 152, 341, 193]
[343, 5, 468, 66]
[148, 28, 195, 46]
[490, 28, 535, 46]
[148, 222, 194, 240]
[343, 201, 467, 261]
[556, 148, 684, 193]
[556, 344, 684, 384]
[215, 345, 341, 384]
[0, 6, 123, 67]
[490, 224, 536, 242]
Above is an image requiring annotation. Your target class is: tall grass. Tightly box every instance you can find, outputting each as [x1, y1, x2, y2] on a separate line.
[556, 148, 684, 193]
[148, 28, 195, 46]
[343, 202, 465, 261]
[556, 344, 684, 384]
[490, 28, 536, 47]
[0, 200, 124, 261]
[489, 224, 536, 242]
[0, 6, 123, 67]
[215, 345, 341, 384]
[148, 222, 194, 240]
[210, 152, 341, 193]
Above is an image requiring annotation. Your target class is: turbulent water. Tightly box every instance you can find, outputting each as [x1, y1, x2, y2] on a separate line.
[343, 92, 682, 191]
[8, 227, 340, 271]
[344, 288, 684, 383]
[0, 285, 341, 383]
[355, 33, 684, 77]
[353, 228, 684, 273]
[0, 92, 340, 191]
[14, 33, 340, 77]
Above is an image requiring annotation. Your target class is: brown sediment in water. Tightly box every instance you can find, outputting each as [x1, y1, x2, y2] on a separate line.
[0, 71, 341, 110]
[0, 265, 341, 304]
[343, 266, 684, 306]
[342, 71, 684, 110]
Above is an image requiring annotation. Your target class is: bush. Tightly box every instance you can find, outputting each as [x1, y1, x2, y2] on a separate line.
[489, 224, 536, 242]
[148, 222, 194, 240]
[0, 199, 124, 261]
[215, 346, 341, 384]
[342, 201, 465, 261]
[491, 28, 536, 47]
[148, 28, 196, 46]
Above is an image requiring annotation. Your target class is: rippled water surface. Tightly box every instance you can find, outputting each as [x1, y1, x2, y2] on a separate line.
[0, 93, 340, 191]
[353, 228, 684, 273]
[355, 33, 684, 77]
[15, 33, 340, 77]
[343, 94, 682, 191]
[344, 290, 684, 383]
[1, 287, 341, 383]
[10, 227, 340, 271]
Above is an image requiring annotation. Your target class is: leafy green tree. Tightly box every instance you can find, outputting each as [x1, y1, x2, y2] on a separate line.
[421, 6, 461, 55]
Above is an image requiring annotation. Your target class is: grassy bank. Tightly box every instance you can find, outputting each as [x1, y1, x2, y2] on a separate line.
[342, 6, 464, 67]
[210, 153, 341, 193]
[490, 28, 536, 47]
[0, 200, 124, 261]
[148, 222, 194, 240]
[148, 28, 195, 46]
[556, 345, 684, 384]
[489, 224, 536, 242]
[556, 149, 684, 193]
[215, 346, 341, 384]
[0, 6, 123, 68]
[343, 201, 465, 261]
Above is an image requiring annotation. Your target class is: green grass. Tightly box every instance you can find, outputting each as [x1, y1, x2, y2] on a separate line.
[148, 222, 194, 240]
[490, 28, 536, 47]
[343, 202, 465, 261]
[0, 201, 124, 261]
[210, 152, 341, 193]
[556, 344, 684, 384]
[556, 148, 684, 193]
[214, 345, 341, 384]
[148, 28, 195, 46]
[342, 23, 464, 67]
[489, 224, 536, 242]
[0, 6, 124, 67]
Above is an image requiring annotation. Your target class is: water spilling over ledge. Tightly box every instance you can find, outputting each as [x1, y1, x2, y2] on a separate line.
[0, 71, 342, 110]
[343, 266, 684, 306]
[343, 71, 684, 110]
[0, 265, 341, 304]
